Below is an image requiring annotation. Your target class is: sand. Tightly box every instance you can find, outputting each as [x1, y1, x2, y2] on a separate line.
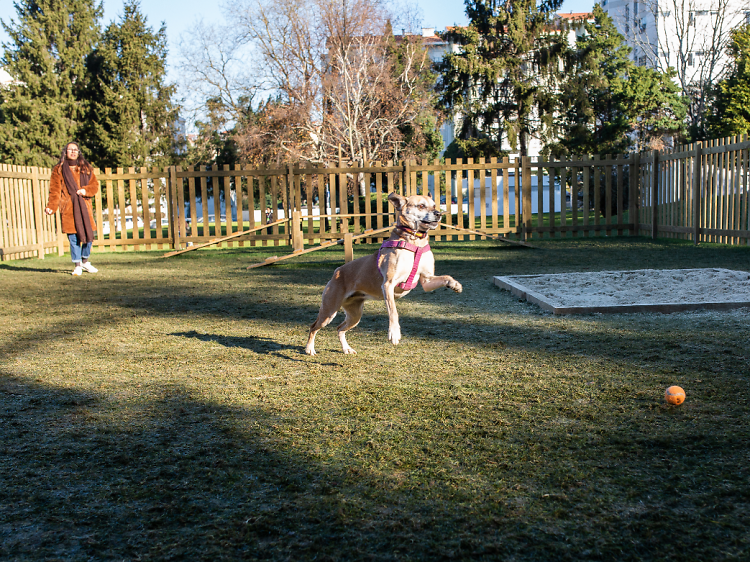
[494, 268, 750, 313]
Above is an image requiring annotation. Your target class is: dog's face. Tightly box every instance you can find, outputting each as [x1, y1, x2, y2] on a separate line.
[388, 193, 442, 231]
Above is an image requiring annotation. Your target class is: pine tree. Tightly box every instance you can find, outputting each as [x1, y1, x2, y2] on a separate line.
[0, 0, 102, 166]
[554, 5, 685, 156]
[437, 0, 565, 158]
[84, 0, 177, 169]
[551, 5, 633, 158]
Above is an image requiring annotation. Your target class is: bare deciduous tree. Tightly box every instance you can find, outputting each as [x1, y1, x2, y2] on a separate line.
[178, 0, 440, 169]
[626, 0, 745, 136]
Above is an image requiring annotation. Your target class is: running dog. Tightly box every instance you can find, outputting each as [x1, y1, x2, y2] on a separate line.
[305, 192, 462, 355]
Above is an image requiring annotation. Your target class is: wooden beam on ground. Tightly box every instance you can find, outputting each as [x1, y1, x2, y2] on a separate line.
[440, 223, 536, 248]
[247, 226, 393, 269]
[161, 218, 289, 258]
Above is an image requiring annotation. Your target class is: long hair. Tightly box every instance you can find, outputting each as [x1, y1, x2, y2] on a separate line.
[57, 142, 93, 174]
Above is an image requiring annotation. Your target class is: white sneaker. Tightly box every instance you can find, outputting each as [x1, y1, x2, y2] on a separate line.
[81, 262, 98, 273]
[72, 265, 83, 276]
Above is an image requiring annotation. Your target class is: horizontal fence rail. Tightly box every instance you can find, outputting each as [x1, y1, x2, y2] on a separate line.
[2, 137, 749, 261]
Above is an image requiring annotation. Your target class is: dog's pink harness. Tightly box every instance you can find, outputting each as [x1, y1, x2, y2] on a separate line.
[377, 240, 431, 291]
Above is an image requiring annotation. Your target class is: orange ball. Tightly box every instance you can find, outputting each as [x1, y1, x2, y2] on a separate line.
[665, 386, 686, 405]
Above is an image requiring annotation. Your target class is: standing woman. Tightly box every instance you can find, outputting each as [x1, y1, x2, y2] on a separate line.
[45, 142, 100, 276]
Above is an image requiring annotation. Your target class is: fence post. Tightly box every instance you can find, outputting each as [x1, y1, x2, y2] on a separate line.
[31, 167, 45, 259]
[292, 209, 304, 252]
[651, 150, 659, 240]
[521, 156, 532, 240]
[630, 152, 640, 235]
[343, 232, 354, 262]
[287, 163, 295, 245]
[168, 166, 181, 250]
[404, 160, 411, 195]
[692, 142, 702, 245]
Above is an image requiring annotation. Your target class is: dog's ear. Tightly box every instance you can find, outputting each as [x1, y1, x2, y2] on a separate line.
[388, 192, 407, 211]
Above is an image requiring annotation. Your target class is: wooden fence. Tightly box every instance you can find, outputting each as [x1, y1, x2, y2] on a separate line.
[1, 137, 749, 261]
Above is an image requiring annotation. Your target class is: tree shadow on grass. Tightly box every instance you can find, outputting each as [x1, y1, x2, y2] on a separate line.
[1, 370, 748, 561]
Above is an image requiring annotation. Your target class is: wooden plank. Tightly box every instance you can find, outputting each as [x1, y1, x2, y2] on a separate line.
[582, 155, 590, 235]
[478, 158, 486, 232]
[522, 156, 532, 241]
[128, 167, 141, 247]
[162, 217, 289, 257]
[117, 167, 127, 249]
[538, 162, 545, 237]
[732, 137, 742, 244]
[364, 165, 372, 240]
[142, 168, 153, 247]
[317, 167, 326, 244]
[271, 170, 280, 246]
[31, 168, 45, 258]
[246, 226, 394, 269]
[617, 158, 624, 235]
[502, 159, 510, 235]
[570, 157, 578, 237]
[338, 156, 348, 233]
[467, 158, 475, 239]
[560, 156, 567, 236]
[456, 159, 465, 240]
[0, 165, 10, 256]
[743, 139, 749, 245]
[445, 164, 453, 234]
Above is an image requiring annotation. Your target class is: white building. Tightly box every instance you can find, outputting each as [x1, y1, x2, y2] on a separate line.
[602, 0, 747, 80]
[0, 67, 19, 87]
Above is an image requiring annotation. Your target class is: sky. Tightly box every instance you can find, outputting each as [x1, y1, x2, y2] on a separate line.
[1, 0, 596, 61]
[0, 0, 595, 101]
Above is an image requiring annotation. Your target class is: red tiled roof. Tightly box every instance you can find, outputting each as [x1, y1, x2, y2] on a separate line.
[557, 12, 593, 20]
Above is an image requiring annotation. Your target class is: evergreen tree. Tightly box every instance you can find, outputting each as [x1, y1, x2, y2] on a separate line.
[708, 25, 750, 138]
[621, 64, 685, 151]
[84, 0, 177, 169]
[554, 5, 685, 156]
[437, 0, 565, 158]
[551, 5, 633, 158]
[0, 0, 102, 166]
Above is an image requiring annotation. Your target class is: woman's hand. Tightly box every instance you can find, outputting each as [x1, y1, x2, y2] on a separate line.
[44, 207, 54, 215]
[77, 188, 86, 196]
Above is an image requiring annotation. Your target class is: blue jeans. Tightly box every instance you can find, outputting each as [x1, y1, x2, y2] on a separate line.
[67, 234, 92, 263]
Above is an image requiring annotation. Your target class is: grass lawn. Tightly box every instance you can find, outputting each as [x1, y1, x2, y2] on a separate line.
[1, 236, 749, 561]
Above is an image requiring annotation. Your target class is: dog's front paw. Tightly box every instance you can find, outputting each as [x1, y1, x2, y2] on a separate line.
[448, 279, 463, 293]
[305, 346, 316, 356]
[388, 326, 401, 345]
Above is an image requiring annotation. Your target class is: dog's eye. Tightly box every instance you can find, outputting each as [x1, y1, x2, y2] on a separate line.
[418, 204, 426, 210]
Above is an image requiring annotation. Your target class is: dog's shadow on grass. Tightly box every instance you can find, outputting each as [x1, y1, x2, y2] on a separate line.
[172, 330, 306, 357]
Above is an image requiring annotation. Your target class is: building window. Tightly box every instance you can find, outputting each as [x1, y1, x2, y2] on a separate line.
[634, 2, 638, 16]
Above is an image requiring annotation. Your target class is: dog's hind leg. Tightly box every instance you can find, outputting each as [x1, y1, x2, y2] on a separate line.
[306, 284, 344, 356]
[336, 297, 366, 354]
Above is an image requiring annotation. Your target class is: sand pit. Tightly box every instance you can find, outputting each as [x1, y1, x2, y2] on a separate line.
[494, 268, 750, 314]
